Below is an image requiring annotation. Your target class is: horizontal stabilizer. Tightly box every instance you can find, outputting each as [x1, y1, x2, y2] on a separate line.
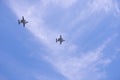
[56, 39, 58, 42]
[18, 20, 20, 24]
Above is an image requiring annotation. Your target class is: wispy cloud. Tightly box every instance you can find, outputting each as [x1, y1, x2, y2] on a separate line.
[41, 0, 77, 9]
[61, 0, 120, 40]
[7, 0, 120, 80]
[45, 35, 118, 80]
[69, 0, 119, 27]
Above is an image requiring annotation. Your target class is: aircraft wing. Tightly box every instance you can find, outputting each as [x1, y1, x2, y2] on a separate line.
[25, 21, 28, 23]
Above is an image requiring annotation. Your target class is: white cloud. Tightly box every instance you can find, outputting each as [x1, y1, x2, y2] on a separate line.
[7, 0, 120, 80]
[41, 0, 77, 9]
[89, 0, 115, 13]
[69, 0, 119, 26]
[44, 35, 118, 80]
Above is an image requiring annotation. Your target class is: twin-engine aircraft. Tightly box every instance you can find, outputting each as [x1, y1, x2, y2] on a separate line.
[56, 35, 65, 44]
[18, 16, 28, 27]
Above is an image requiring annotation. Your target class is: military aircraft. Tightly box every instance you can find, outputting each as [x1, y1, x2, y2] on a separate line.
[18, 16, 28, 27]
[56, 35, 65, 44]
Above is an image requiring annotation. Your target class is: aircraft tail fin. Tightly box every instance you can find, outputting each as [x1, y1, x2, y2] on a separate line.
[18, 20, 20, 24]
[56, 39, 58, 42]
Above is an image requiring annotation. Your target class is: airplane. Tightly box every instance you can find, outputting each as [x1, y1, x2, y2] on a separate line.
[56, 35, 65, 44]
[18, 16, 28, 27]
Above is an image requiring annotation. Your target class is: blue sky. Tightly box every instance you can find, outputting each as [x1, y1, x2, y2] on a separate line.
[0, 0, 120, 80]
